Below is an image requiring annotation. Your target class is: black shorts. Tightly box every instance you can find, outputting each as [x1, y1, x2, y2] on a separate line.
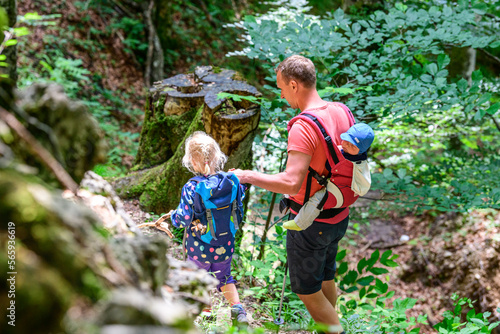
[286, 215, 349, 295]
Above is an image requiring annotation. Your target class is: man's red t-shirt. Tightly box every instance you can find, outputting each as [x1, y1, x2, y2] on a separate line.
[287, 102, 352, 224]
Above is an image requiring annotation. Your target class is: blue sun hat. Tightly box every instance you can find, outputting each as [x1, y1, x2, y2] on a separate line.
[340, 123, 375, 154]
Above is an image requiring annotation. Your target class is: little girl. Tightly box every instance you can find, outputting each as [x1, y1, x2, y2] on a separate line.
[170, 131, 248, 324]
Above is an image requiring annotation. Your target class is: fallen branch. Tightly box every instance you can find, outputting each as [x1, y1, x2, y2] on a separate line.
[137, 211, 175, 238]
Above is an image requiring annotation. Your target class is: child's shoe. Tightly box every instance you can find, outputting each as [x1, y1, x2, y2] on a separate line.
[230, 304, 248, 324]
[200, 307, 216, 322]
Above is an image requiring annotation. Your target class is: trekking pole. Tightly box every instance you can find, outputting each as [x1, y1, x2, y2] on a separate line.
[274, 261, 288, 326]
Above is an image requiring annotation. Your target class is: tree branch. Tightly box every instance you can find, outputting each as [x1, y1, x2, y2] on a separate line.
[479, 48, 500, 67]
[0, 107, 79, 194]
[490, 114, 500, 132]
[194, 0, 217, 29]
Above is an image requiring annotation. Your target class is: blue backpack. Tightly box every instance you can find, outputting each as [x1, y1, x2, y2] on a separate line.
[189, 172, 244, 247]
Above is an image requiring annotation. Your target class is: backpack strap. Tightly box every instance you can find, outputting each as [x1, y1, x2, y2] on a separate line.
[286, 102, 356, 216]
[206, 208, 217, 240]
[231, 200, 239, 231]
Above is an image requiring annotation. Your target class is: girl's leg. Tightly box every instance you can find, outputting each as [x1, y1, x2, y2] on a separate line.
[220, 283, 240, 305]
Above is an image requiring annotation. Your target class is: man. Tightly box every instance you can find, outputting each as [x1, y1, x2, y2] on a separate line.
[233, 55, 351, 334]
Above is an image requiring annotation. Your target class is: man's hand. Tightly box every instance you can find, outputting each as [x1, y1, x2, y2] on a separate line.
[283, 220, 302, 231]
[231, 168, 251, 184]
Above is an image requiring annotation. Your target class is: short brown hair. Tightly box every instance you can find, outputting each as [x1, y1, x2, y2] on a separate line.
[275, 55, 316, 88]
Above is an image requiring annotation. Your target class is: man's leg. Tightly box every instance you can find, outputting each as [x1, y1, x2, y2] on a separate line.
[298, 291, 343, 334]
[321, 279, 338, 308]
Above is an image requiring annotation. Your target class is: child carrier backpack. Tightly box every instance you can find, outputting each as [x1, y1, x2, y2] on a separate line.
[189, 173, 244, 246]
[286, 102, 358, 219]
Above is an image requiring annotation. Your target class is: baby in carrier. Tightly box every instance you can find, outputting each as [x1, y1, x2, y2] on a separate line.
[283, 123, 375, 231]
[170, 131, 248, 324]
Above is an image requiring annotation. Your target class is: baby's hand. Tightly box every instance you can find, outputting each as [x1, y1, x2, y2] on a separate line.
[283, 220, 302, 231]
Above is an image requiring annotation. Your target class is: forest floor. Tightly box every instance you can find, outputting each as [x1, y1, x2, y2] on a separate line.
[124, 197, 500, 334]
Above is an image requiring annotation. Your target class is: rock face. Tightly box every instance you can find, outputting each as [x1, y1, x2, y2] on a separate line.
[114, 66, 260, 213]
[12, 83, 107, 185]
[0, 79, 217, 334]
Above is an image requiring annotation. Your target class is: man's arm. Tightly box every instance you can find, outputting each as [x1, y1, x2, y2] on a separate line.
[232, 150, 311, 195]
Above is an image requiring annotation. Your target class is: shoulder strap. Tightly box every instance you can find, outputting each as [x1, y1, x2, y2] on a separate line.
[287, 102, 356, 209]
[295, 113, 344, 167]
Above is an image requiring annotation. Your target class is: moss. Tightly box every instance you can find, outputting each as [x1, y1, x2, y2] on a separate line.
[137, 105, 205, 213]
[134, 99, 198, 170]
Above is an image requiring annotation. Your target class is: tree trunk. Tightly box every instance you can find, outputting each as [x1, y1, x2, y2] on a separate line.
[342, 0, 383, 14]
[447, 47, 477, 83]
[113, 66, 261, 214]
[143, 0, 164, 86]
[0, 0, 17, 84]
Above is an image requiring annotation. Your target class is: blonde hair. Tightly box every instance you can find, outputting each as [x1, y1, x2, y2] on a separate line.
[182, 131, 227, 175]
[275, 55, 317, 88]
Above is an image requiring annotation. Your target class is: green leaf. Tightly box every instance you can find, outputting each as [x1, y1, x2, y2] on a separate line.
[427, 63, 438, 76]
[437, 54, 450, 69]
[366, 249, 380, 269]
[4, 39, 17, 47]
[0, 55, 5, 61]
[369, 267, 389, 275]
[421, 74, 433, 83]
[357, 258, 368, 273]
[491, 40, 500, 49]
[470, 318, 485, 326]
[346, 299, 357, 309]
[471, 70, 483, 83]
[476, 93, 492, 106]
[457, 0, 468, 10]
[359, 287, 367, 299]
[39, 60, 53, 72]
[244, 15, 257, 23]
[488, 322, 500, 331]
[334, 87, 355, 95]
[356, 276, 374, 286]
[13, 26, 30, 37]
[343, 270, 359, 285]
[336, 249, 347, 261]
[457, 78, 468, 93]
[375, 278, 388, 293]
[337, 261, 348, 276]
[486, 102, 500, 115]
[383, 168, 392, 178]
